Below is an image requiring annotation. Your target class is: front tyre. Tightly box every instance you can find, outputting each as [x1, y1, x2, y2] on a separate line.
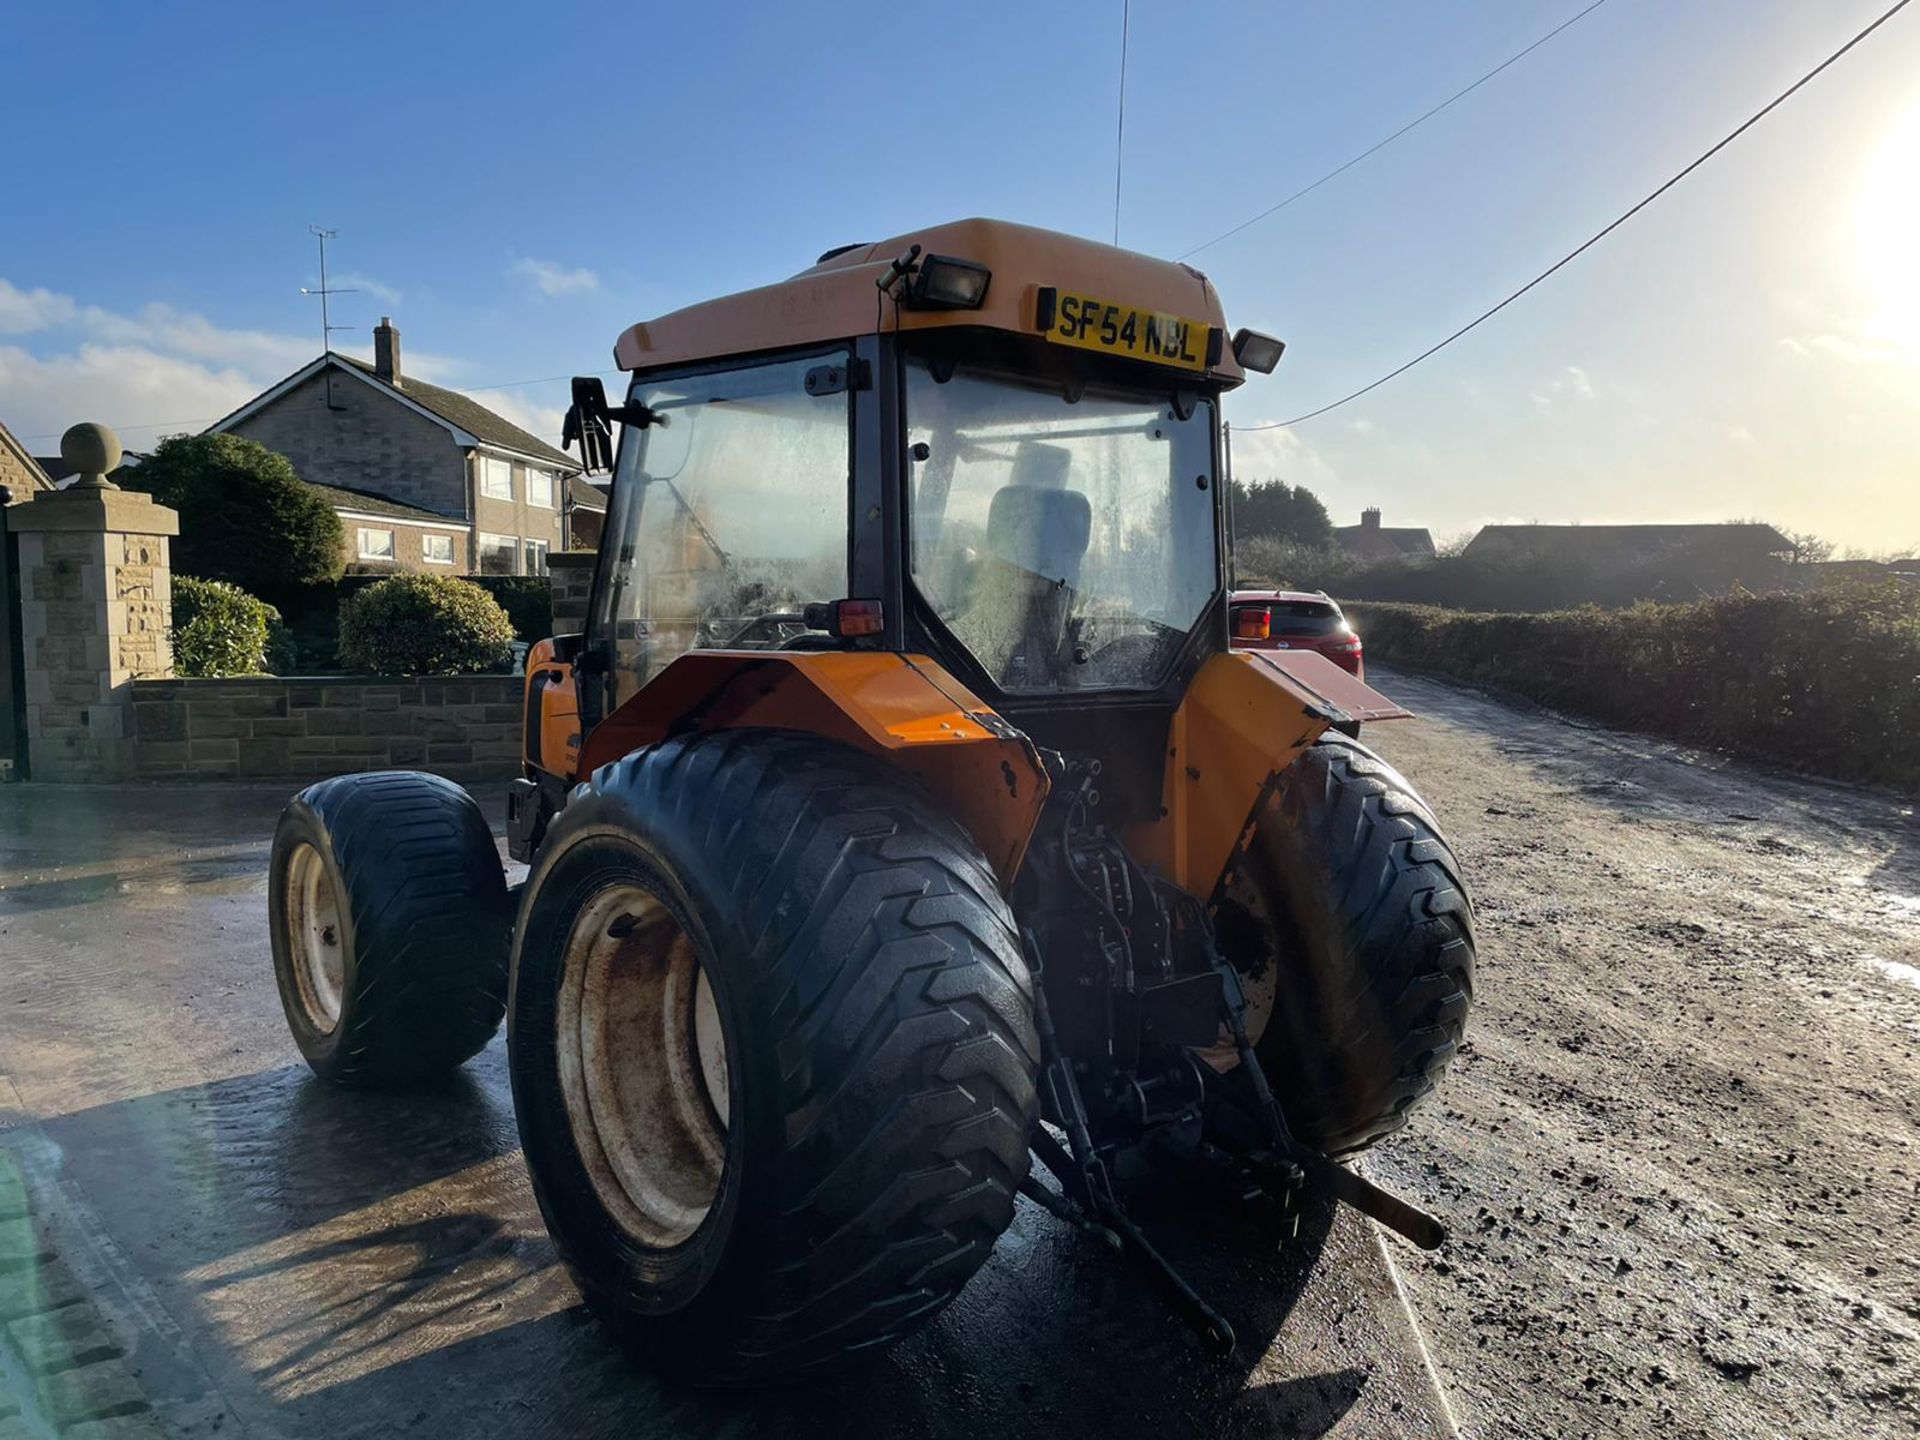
[268, 771, 511, 1085]
[508, 731, 1038, 1385]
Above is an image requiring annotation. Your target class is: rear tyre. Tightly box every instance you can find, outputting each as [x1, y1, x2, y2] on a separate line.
[1224, 732, 1474, 1155]
[269, 771, 511, 1085]
[508, 730, 1039, 1385]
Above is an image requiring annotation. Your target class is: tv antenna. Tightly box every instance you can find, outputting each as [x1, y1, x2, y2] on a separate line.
[300, 225, 357, 410]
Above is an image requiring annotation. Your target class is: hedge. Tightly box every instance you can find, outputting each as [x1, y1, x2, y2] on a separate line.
[1346, 584, 1920, 791]
[338, 574, 517, 675]
[170, 576, 280, 677]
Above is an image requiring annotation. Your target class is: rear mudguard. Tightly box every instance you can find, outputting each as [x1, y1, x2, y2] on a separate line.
[1123, 649, 1410, 898]
[574, 650, 1052, 882]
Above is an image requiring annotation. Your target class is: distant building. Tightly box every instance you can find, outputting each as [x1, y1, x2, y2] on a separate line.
[0, 420, 54, 501]
[1334, 507, 1435, 561]
[1461, 523, 1793, 571]
[207, 318, 585, 576]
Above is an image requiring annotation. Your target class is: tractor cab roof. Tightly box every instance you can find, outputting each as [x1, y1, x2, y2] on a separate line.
[614, 217, 1246, 387]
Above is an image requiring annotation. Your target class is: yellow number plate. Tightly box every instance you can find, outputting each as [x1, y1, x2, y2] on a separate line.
[1041, 289, 1212, 372]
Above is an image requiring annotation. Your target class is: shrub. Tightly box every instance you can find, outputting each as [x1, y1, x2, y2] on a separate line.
[1345, 582, 1920, 789]
[469, 574, 553, 642]
[170, 575, 281, 677]
[131, 433, 344, 598]
[338, 573, 516, 675]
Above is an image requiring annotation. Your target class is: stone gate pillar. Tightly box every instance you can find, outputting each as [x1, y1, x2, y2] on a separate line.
[9, 424, 177, 781]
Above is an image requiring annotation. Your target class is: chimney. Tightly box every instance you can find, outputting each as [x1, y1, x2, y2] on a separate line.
[374, 317, 402, 387]
[1361, 506, 1381, 533]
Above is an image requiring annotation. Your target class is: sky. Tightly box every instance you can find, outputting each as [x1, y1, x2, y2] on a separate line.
[3, 0, 1917, 553]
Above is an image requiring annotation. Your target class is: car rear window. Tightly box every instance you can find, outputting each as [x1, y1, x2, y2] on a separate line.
[1238, 600, 1342, 637]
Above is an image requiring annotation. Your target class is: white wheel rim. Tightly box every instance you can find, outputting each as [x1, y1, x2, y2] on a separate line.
[556, 883, 732, 1248]
[285, 842, 346, 1033]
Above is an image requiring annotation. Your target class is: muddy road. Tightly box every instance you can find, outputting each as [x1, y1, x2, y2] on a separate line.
[1359, 665, 1920, 1440]
[0, 664, 1915, 1439]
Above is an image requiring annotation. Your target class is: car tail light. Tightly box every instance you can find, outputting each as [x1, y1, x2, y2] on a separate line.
[1233, 608, 1271, 641]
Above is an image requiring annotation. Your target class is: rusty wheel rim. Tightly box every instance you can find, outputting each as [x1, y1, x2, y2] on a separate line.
[285, 842, 346, 1034]
[556, 883, 731, 1249]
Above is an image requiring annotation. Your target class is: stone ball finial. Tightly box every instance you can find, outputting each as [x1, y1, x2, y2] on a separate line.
[61, 422, 124, 490]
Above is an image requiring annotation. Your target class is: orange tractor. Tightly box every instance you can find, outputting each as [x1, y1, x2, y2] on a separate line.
[267, 219, 1473, 1383]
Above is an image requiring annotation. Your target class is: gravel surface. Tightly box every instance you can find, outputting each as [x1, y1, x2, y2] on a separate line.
[1360, 664, 1920, 1440]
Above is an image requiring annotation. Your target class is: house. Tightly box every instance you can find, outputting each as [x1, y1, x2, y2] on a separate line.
[1334, 507, 1435, 561]
[207, 318, 585, 575]
[34, 447, 146, 487]
[1461, 523, 1793, 571]
[566, 475, 609, 553]
[0, 420, 54, 502]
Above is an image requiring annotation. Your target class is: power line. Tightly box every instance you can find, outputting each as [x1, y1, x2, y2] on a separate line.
[1241, 0, 1917, 432]
[1180, 0, 1610, 262]
[1113, 0, 1131, 246]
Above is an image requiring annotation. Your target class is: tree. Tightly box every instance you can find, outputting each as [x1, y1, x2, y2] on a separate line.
[130, 433, 344, 596]
[1228, 478, 1334, 548]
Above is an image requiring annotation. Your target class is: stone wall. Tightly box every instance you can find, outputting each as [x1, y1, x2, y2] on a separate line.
[129, 674, 524, 784]
[548, 551, 595, 631]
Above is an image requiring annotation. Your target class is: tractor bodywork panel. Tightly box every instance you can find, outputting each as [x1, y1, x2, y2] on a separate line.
[615, 217, 1245, 387]
[568, 649, 1051, 882]
[1124, 650, 1408, 898]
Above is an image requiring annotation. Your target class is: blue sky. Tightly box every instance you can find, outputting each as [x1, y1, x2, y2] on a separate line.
[4, 0, 1918, 551]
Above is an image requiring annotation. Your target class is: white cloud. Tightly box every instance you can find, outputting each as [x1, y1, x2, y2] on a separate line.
[329, 271, 404, 305]
[1528, 364, 1595, 408]
[1726, 424, 1758, 447]
[1225, 421, 1342, 494]
[465, 385, 566, 451]
[0, 343, 262, 448]
[510, 257, 599, 297]
[0, 279, 77, 334]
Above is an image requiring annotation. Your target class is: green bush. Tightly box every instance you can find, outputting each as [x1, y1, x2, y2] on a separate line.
[469, 574, 553, 641]
[170, 575, 281, 677]
[1345, 583, 1920, 789]
[130, 433, 344, 598]
[338, 573, 516, 675]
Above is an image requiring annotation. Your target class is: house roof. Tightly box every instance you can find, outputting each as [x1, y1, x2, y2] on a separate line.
[568, 475, 608, 513]
[34, 450, 146, 486]
[1, 420, 55, 495]
[334, 357, 578, 470]
[305, 479, 459, 525]
[208, 352, 580, 473]
[1333, 524, 1435, 556]
[1463, 523, 1793, 556]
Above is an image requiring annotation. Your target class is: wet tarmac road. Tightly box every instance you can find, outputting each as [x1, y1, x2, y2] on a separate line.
[0, 783, 1453, 1440]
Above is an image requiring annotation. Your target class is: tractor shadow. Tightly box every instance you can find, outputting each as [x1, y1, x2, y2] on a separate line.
[31, 1055, 1391, 1439]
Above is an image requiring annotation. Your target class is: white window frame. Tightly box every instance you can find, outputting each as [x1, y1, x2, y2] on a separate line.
[421, 533, 454, 566]
[356, 526, 395, 561]
[480, 455, 515, 501]
[477, 531, 520, 576]
[526, 468, 555, 509]
[524, 538, 550, 575]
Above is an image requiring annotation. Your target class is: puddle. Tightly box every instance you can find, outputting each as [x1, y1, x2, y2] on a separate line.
[1866, 955, 1920, 990]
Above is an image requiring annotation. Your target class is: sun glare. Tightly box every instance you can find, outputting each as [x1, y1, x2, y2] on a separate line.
[1855, 98, 1920, 360]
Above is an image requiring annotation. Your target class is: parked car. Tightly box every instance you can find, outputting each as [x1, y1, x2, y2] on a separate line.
[1230, 589, 1364, 677]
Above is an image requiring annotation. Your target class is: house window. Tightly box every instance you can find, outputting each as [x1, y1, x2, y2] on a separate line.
[524, 539, 550, 575]
[527, 469, 555, 508]
[477, 532, 518, 575]
[480, 456, 514, 501]
[357, 527, 395, 561]
[422, 533, 454, 565]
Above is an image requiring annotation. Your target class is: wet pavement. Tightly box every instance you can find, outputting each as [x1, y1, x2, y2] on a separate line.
[0, 782, 1453, 1440]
